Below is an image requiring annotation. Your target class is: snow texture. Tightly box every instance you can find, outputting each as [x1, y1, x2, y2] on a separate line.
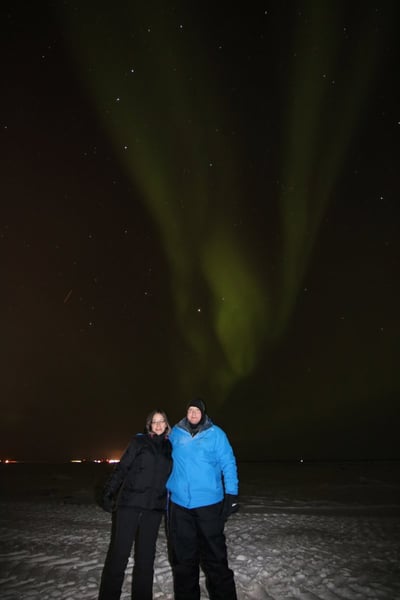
[0, 461, 399, 599]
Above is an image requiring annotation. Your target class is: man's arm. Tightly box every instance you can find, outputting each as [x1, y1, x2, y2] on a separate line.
[217, 428, 239, 519]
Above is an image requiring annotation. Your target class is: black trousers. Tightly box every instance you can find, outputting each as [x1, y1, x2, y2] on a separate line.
[98, 507, 163, 600]
[169, 501, 237, 600]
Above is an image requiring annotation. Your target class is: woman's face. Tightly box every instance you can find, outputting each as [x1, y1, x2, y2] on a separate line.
[150, 412, 167, 435]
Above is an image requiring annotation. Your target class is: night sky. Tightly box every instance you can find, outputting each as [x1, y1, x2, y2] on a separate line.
[2, 1, 399, 462]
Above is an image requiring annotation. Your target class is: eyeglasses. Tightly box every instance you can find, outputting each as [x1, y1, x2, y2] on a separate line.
[151, 420, 166, 425]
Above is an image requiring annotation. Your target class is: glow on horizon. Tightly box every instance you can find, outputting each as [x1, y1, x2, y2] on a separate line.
[69, 458, 120, 464]
[1, 458, 121, 464]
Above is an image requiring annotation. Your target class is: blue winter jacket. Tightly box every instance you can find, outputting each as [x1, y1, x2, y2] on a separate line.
[166, 416, 238, 509]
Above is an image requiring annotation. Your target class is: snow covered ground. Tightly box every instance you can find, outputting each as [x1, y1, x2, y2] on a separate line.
[0, 461, 399, 599]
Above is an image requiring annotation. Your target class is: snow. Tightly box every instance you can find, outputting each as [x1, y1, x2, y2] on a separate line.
[0, 461, 399, 599]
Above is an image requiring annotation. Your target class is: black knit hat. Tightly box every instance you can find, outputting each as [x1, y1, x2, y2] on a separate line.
[186, 397, 206, 417]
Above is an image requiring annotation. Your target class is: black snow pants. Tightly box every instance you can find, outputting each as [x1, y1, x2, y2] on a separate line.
[98, 506, 163, 600]
[169, 500, 237, 600]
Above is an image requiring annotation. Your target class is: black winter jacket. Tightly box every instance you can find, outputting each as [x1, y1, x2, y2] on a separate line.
[102, 433, 172, 511]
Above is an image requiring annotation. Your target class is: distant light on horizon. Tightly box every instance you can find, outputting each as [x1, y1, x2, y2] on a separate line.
[69, 458, 120, 464]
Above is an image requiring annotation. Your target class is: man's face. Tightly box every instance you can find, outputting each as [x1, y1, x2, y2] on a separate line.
[187, 406, 202, 425]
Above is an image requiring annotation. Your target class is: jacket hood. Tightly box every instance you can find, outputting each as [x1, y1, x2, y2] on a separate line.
[177, 414, 213, 434]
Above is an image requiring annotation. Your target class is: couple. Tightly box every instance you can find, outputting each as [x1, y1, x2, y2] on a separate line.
[98, 398, 239, 600]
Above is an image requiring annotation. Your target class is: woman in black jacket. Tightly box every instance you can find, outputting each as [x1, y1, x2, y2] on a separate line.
[98, 409, 172, 600]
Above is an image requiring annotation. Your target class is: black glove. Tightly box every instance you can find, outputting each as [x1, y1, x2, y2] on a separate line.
[222, 494, 239, 520]
[102, 492, 116, 513]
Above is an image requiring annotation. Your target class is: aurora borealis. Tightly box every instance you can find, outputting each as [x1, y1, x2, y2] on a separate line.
[1, 1, 399, 460]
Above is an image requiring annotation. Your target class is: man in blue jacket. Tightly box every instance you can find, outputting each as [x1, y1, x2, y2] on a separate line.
[167, 398, 239, 600]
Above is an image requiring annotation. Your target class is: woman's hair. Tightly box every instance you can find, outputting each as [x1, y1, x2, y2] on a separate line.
[145, 409, 171, 435]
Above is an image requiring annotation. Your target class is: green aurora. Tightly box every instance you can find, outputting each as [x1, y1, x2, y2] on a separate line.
[59, 1, 392, 410]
